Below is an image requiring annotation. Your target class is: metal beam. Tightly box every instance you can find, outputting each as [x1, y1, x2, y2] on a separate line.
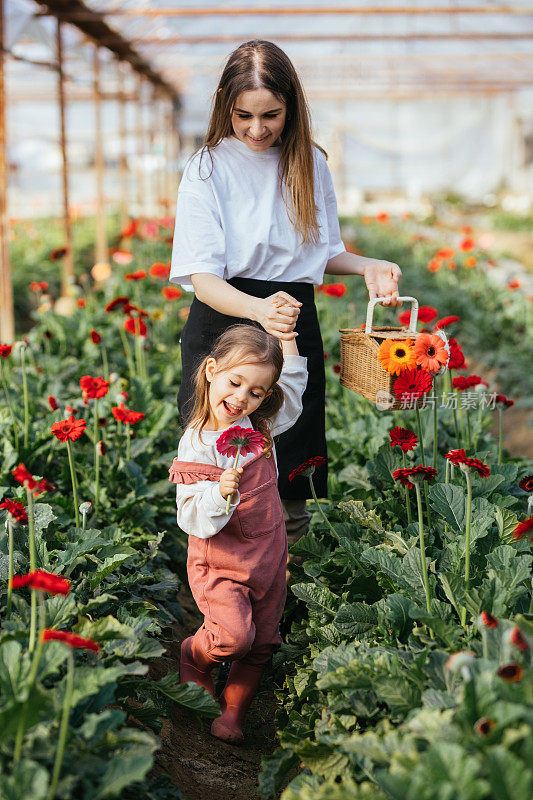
[137, 33, 533, 45]
[32, 1, 179, 100]
[57, 20, 75, 298]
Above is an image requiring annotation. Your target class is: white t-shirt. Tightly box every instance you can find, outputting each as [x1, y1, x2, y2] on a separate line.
[170, 136, 346, 292]
[174, 354, 307, 539]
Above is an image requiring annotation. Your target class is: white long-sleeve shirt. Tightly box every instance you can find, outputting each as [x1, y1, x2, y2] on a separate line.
[175, 355, 307, 539]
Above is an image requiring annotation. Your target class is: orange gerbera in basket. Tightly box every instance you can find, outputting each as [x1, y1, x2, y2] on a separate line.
[413, 333, 448, 374]
[377, 338, 416, 376]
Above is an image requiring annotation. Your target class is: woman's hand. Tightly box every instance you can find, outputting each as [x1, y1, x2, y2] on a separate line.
[252, 292, 301, 340]
[363, 260, 402, 306]
[219, 467, 243, 501]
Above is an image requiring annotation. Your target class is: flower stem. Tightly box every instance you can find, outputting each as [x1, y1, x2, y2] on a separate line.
[466, 408, 472, 450]
[444, 457, 450, 535]
[126, 423, 132, 461]
[0, 359, 19, 447]
[482, 628, 489, 660]
[101, 346, 109, 381]
[66, 440, 80, 528]
[402, 451, 412, 525]
[14, 594, 45, 763]
[308, 474, 340, 541]
[226, 444, 243, 513]
[6, 518, 13, 616]
[415, 404, 432, 528]
[497, 407, 503, 465]
[448, 370, 461, 447]
[93, 398, 100, 512]
[47, 650, 74, 800]
[432, 376, 438, 469]
[460, 468, 473, 627]
[20, 347, 30, 447]
[119, 325, 135, 378]
[27, 489, 37, 653]
[414, 482, 432, 618]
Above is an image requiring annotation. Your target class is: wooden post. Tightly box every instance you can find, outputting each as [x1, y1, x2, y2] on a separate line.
[117, 60, 129, 230]
[0, 0, 14, 342]
[93, 46, 107, 265]
[136, 75, 145, 216]
[56, 20, 75, 297]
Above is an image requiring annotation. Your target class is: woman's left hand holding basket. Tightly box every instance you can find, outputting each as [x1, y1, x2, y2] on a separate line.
[364, 260, 403, 306]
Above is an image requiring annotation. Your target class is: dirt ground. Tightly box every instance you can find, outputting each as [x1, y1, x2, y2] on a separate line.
[153, 585, 284, 800]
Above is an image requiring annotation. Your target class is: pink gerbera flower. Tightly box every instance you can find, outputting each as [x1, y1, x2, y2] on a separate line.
[216, 426, 265, 459]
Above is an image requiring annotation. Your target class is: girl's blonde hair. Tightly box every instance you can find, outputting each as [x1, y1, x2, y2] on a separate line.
[199, 39, 326, 247]
[186, 325, 284, 453]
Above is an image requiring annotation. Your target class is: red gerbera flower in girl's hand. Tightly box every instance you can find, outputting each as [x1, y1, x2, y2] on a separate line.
[216, 426, 265, 512]
[389, 426, 418, 452]
[216, 426, 265, 459]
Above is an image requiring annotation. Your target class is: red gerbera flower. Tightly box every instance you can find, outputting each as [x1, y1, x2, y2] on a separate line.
[445, 449, 467, 466]
[513, 517, 533, 541]
[475, 718, 495, 736]
[507, 279, 521, 290]
[392, 467, 414, 487]
[448, 338, 466, 370]
[120, 219, 138, 239]
[123, 303, 149, 317]
[459, 237, 475, 252]
[77, 299, 86, 308]
[444, 449, 490, 477]
[509, 627, 529, 652]
[29, 281, 49, 293]
[97, 441, 108, 456]
[389, 426, 418, 452]
[12, 463, 36, 491]
[11, 569, 71, 596]
[495, 394, 514, 409]
[321, 283, 347, 298]
[435, 248, 455, 260]
[398, 309, 411, 326]
[497, 663, 523, 683]
[162, 286, 182, 301]
[417, 306, 438, 324]
[433, 315, 459, 330]
[376, 212, 389, 224]
[393, 368, 433, 401]
[49, 246, 68, 260]
[111, 249, 133, 265]
[124, 317, 147, 336]
[80, 375, 109, 399]
[125, 270, 147, 281]
[216, 426, 265, 459]
[0, 498, 28, 524]
[90, 330, 101, 344]
[105, 296, 130, 313]
[48, 395, 58, 411]
[51, 415, 87, 442]
[0, 344, 13, 358]
[407, 465, 438, 484]
[452, 375, 469, 391]
[288, 456, 327, 481]
[149, 262, 171, 279]
[111, 403, 145, 426]
[333, 363, 341, 374]
[465, 375, 488, 389]
[518, 475, 533, 493]
[479, 611, 498, 629]
[42, 629, 100, 653]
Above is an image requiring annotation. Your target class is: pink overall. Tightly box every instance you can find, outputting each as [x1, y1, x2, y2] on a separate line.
[168, 449, 288, 668]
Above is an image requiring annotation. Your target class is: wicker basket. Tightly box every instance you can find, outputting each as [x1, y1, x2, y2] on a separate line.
[339, 296, 420, 411]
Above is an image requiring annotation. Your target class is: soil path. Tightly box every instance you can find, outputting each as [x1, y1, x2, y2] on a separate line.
[153, 585, 283, 800]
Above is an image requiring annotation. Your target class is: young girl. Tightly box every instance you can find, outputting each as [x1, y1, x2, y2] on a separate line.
[170, 39, 402, 550]
[168, 324, 307, 743]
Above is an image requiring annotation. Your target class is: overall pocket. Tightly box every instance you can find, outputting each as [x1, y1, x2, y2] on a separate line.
[236, 476, 284, 539]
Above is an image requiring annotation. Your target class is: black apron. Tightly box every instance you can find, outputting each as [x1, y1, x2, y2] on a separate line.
[177, 277, 328, 500]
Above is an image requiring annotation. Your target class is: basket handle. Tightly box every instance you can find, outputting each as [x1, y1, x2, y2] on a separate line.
[365, 296, 418, 335]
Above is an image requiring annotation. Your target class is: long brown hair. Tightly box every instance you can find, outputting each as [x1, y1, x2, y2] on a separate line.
[199, 39, 326, 246]
[186, 325, 284, 453]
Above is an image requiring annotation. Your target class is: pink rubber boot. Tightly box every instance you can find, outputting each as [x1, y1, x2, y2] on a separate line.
[210, 660, 265, 743]
[180, 636, 219, 697]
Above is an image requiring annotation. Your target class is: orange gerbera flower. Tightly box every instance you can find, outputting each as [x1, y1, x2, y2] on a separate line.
[377, 338, 416, 376]
[413, 333, 448, 373]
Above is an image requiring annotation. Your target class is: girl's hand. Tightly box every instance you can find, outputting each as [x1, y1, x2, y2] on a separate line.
[253, 292, 301, 340]
[364, 260, 402, 307]
[219, 467, 243, 501]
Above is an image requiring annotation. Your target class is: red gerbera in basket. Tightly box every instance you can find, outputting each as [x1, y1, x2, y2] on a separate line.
[393, 368, 433, 402]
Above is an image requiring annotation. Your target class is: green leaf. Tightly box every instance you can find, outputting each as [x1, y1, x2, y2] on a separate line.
[33, 503, 56, 534]
[495, 506, 519, 544]
[487, 747, 533, 800]
[0, 759, 49, 800]
[0, 641, 29, 703]
[291, 583, 339, 616]
[93, 737, 157, 799]
[334, 603, 378, 637]
[75, 615, 136, 642]
[376, 594, 412, 639]
[149, 672, 220, 718]
[429, 483, 466, 532]
[258, 747, 299, 799]
[338, 499, 384, 531]
[88, 547, 138, 589]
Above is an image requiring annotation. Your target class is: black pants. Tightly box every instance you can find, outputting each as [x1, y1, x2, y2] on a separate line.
[177, 277, 328, 500]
